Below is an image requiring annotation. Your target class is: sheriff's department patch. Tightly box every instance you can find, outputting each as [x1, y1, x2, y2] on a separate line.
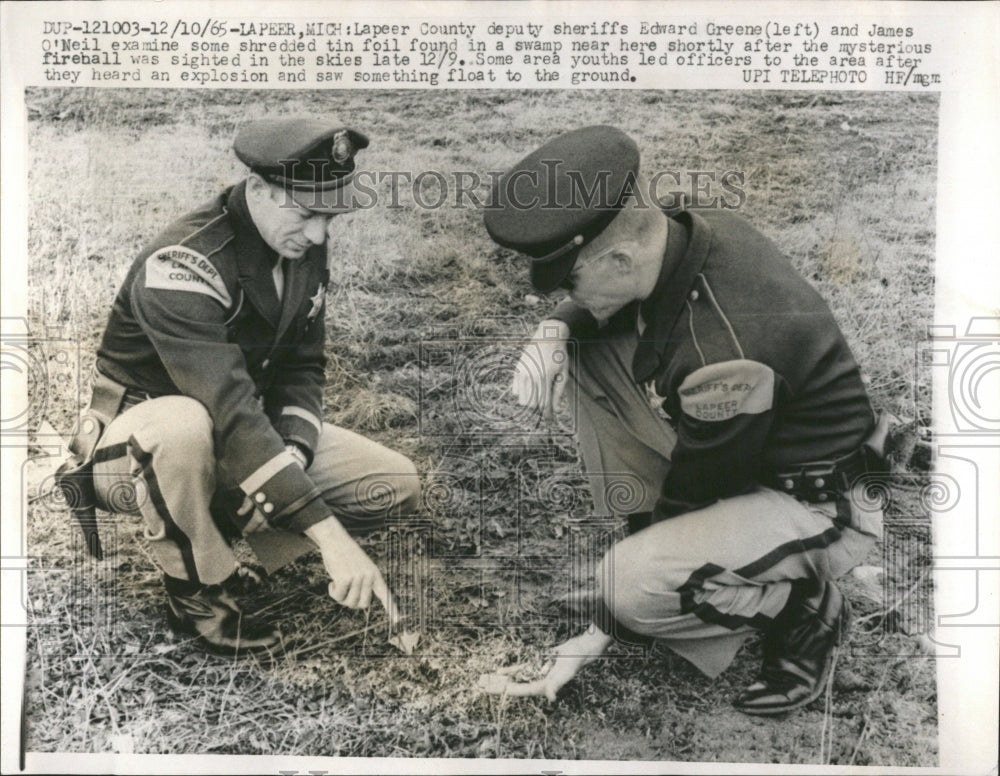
[677, 359, 775, 422]
[144, 246, 232, 308]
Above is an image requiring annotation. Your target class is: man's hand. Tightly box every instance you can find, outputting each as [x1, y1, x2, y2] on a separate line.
[479, 625, 612, 702]
[305, 516, 389, 610]
[511, 319, 571, 419]
[236, 494, 268, 534]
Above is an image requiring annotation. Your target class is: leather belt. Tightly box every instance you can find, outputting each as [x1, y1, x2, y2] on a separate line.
[772, 445, 887, 504]
[120, 387, 159, 412]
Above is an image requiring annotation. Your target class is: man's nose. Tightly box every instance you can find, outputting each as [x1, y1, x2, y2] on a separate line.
[304, 215, 328, 245]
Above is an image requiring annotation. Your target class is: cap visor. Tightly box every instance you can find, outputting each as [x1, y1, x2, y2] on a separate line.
[288, 175, 366, 214]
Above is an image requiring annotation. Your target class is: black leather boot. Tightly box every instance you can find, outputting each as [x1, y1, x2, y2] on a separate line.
[734, 579, 849, 715]
[164, 574, 280, 654]
[219, 562, 267, 597]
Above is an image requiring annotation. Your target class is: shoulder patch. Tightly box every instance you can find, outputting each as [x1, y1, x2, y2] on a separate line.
[144, 246, 233, 308]
[678, 359, 775, 422]
[179, 211, 234, 259]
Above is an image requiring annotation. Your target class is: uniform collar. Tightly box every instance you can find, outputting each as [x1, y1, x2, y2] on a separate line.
[632, 210, 711, 383]
[228, 180, 283, 328]
[227, 180, 281, 268]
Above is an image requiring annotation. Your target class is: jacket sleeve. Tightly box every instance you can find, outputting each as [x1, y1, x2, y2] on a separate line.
[131, 245, 330, 532]
[267, 294, 326, 466]
[656, 358, 780, 519]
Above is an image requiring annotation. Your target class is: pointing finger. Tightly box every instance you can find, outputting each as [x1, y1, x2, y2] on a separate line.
[373, 575, 403, 630]
[552, 370, 567, 413]
[498, 678, 549, 697]
[356, 575, 374, 610]
[342, 578, 362, 609]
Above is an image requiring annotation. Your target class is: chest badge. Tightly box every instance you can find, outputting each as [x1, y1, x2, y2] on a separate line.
[645, 380, 672, 421]
[307, 283, 325, 320]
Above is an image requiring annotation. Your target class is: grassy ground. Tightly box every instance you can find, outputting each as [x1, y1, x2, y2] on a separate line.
[21, 88, 938, 764]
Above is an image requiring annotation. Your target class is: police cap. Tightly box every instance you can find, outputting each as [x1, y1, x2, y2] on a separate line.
[234, 118, 369, 211]
[484, 125, 639, 293]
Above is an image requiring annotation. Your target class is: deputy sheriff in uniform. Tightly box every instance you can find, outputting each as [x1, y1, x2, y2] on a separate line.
[482, 126, 886, 715]
[73, 119, 419, 653]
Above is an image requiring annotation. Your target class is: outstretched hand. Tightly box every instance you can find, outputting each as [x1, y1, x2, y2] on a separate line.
[304, 515, 421, 653]
[511, 319, 571, 419]
[305, 515, 390, 610]
[479, 626, 613, 702]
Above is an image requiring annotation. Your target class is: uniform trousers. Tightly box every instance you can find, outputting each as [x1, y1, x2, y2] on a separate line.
[570, 331, 882, 677]
[90, 396, 420, 586]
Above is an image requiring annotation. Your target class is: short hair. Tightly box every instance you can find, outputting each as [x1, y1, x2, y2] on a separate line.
[576, 187, 655, 267]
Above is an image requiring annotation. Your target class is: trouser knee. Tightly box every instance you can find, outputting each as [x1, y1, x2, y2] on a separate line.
[352, 454, 420, 517]
[596, 541, 653, 628]
[379, 454, 420, 514]
[95, 396, 231, 585]
[132, 397, 215, 472]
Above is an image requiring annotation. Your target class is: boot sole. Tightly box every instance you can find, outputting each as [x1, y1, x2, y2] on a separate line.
[166, 606, 281, 656]
[737, 596, 852, 717]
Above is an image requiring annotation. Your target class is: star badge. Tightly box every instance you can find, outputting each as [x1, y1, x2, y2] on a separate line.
[307, 283, 325, 320]
[645, 380, 671, 421]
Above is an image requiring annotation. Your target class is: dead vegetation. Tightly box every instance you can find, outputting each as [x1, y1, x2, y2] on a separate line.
[21, 88, 937, 764]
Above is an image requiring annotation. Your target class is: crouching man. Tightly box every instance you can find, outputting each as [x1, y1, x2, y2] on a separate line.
[482, 126, 885, 714]
[63, 118, 419, 654]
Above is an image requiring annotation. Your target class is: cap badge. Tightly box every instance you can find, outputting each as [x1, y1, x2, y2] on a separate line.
[331, 131, 354, 164]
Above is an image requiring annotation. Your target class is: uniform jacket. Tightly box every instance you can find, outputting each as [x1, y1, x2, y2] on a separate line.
[96, 181, 332, 532]
[553, 208, 876, 520]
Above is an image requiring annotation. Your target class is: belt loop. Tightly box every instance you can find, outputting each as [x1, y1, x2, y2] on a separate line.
[833, 492, 853, 529]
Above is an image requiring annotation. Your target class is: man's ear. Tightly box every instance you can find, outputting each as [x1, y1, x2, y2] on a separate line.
[612, 247, 634, 272]
[245, 173, 268, 199]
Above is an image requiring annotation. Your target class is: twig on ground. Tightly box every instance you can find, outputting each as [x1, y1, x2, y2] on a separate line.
[820, 644, 841, 764]
[282, 623, 382, 659]
[849, 719, 871, 766]
[854, 567, 931, 628]
[849, 658, 896, 766]
[251, 593, 299, 616]
[216, 653, 242, 721]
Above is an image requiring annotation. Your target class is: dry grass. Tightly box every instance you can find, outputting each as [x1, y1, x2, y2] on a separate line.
[21, 88, 938, 764]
